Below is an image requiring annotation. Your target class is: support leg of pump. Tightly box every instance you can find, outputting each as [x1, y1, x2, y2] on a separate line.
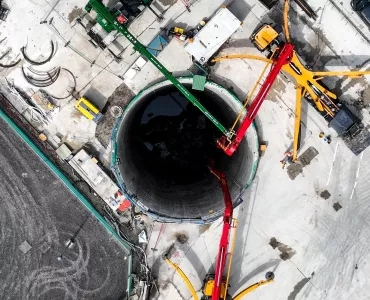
[232, 272, 274, 300]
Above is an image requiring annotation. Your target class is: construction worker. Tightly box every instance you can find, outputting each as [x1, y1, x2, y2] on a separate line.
[280, 151, 292, 169]
[319, 132, 331, 144]
[324, 135, 332, 144]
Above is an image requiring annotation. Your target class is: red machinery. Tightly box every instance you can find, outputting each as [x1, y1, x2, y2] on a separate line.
[217, 43, 295, 156]
[166, 165, 274, 300]
[205, 165, 234, 300]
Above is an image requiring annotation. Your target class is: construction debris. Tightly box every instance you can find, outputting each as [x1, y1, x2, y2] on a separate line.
[0, 39, 21, 68]
[0, 0, 9, 22]
[333, 202, 343, 212]
[287, 146, 319, 180]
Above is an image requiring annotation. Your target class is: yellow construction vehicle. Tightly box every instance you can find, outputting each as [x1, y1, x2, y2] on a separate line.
[250, 24, 280, 52]
[213, 0, 370, 161]
[202, 274, 229, 300]
[74, 97, 103, 123]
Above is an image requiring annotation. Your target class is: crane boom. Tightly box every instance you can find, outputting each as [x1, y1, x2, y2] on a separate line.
[85, 0, 228, 136]
[217, 43, 295, 156]
[208, 166, 233, 300]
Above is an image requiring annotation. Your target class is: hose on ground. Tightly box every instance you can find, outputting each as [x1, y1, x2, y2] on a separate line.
[0, 50, 21, 68]
[22, 66, 61, 87]
[21, 40, 56, 66]
[48, 68, 77, 100]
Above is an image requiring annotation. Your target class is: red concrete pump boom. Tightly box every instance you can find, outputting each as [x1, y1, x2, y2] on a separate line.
[208, 166, 233, 300]
[217, 43, 294, 156]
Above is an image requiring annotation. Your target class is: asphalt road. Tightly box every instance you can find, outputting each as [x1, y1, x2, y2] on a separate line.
[0, 117, 128, 300]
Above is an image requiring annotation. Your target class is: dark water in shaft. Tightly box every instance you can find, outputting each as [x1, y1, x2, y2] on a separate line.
[133, 86, 224, 185]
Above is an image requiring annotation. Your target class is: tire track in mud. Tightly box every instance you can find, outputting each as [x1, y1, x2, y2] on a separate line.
[0, 118, 128, 300]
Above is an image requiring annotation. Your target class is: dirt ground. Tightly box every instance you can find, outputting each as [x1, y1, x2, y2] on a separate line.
[0, 117, 129, 300]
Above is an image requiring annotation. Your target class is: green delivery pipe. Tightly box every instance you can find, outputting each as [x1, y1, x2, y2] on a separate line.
[85, 0, 229, 136]
[0, 106, 133, 298]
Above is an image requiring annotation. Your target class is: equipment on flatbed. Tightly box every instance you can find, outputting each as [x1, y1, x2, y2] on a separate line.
[213, 0, 370, 159]
[166, 26, 188, 41]
[85, 0, 229, 137]
[75, 97, 103, 122]
[165, 22, 206, 42]
[164, 165, 274, 300]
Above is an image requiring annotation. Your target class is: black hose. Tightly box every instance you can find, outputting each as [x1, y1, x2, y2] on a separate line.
[0, 50, 10, 60]
[22, 66, 61, 87]
[21, 40, 56, 66]
[28, 65, 55, 75]
[22, 66, 76, 98]
[49, 68, 77, 100]
[26, 66, 60, 78]
[0, 49, 21, 68]
[0, 58, 21, 68]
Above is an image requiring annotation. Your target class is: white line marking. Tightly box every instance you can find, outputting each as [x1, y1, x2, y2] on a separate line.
[356, 166, 361, 179]
[333, 142, 339, 162]
[327, 142, 339, 186]
[350, 153, 364, 200]
[350, 183, 358, 200]
[357, 152, 364, 179]
[326, 167, 333, 187]
[350, 188, 355, 200]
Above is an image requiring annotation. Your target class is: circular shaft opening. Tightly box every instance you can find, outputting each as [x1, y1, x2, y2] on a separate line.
[114, 79, 259, 222]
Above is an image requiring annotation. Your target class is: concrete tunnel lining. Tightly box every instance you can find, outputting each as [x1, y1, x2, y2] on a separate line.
[112, 78, 259, 222]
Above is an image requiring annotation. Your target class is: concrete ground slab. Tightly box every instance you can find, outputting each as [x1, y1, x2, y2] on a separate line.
[3, 0, 370, 299]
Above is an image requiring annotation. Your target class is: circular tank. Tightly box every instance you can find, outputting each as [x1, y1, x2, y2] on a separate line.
[111, 78, 259, 223]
